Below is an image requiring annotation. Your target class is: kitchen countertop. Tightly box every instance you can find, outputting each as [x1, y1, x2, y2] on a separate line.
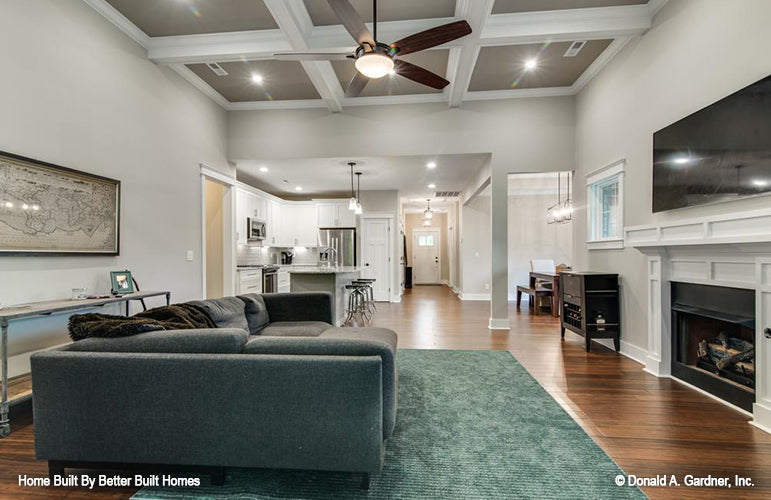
[287, 266, 363, 274]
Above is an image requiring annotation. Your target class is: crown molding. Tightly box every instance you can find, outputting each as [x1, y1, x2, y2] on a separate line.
[82, 0, 149, 47]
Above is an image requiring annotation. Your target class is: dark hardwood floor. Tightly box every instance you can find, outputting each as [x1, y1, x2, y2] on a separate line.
[2, 285, 770, 499]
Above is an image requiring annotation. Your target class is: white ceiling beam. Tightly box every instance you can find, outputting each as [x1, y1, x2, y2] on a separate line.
[263, 0, 343, 113]
[147, 30, 289, 64]
[481, 5, 651, 46]
[309, 17, 459, 50]
[464, 87, 575, 101]
[447, 0, 496, 108]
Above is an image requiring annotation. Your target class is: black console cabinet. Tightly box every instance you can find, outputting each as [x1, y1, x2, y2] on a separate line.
[560, 272, 620, 352]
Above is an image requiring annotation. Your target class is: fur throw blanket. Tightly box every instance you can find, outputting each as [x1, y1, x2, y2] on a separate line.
[69, 303, 217, 341]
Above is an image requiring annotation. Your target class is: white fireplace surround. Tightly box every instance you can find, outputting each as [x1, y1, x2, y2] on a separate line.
[625, 207, 771, 434]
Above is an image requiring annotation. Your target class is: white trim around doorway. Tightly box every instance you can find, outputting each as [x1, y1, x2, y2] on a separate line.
[200, 164, 236, 300]
[361, 213, 398, 303]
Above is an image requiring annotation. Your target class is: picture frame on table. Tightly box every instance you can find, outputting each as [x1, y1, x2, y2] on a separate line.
[110, 270, 135, 295]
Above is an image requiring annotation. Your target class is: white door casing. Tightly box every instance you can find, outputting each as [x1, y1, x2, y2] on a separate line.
[362, 218, 391, 301]
[413, 229, 441, 284]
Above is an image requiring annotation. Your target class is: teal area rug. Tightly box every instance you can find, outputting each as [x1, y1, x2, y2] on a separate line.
[133, 349, 645, 499]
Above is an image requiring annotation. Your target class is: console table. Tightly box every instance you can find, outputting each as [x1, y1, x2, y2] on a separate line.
[0, 291, 170, 438]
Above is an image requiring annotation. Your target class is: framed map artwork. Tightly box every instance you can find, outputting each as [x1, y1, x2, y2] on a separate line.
[0, 151, 120, 255]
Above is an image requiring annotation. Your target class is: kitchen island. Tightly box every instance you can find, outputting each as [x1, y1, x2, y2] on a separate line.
[289, 267, 363, 326]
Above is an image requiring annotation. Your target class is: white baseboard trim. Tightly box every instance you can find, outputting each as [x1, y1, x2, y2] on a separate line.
[751, 403, 771, 434]
[441, 280, 449, 286]
[459, 293, 490, 301]
[451, 286, 460, 295]
[390, 294, 401, 303]
[593, 339, 648, 366]
[488, 318, 510, 330]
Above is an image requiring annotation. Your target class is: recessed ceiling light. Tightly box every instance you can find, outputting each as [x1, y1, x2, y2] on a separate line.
[426, 162, 437, 169]
[295, 186, 303, 191]
[752, 179, 769, 187]
[259, 166, 269, 172]
[428, 183, 436, 189]
[525, 58, 537, 70]
[673, 156, 692, 164]
[251, 73, 263, 84]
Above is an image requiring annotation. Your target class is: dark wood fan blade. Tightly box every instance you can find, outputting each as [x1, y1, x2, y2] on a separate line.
[390, 20, 472, 56]
[393, 59, 449, 90]
[274, 52, 353, 61]
[345, 71, 370, 97]
[327, 0, 375, 47]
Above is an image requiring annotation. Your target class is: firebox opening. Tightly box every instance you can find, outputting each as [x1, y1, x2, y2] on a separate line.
[671, 282, 755, 412]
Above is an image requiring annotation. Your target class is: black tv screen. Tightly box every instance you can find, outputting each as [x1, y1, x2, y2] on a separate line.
[653, 74, 771, 212]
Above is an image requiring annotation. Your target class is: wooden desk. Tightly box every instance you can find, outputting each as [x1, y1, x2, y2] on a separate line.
[0, 290, 170, 438]
[529, 272, 561, 317]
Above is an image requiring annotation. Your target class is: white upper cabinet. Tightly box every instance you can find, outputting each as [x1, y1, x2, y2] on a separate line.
[317, 203, 336, 228]
[268, 199, 281, 246]
[316, 200, 356, 228]
[296, 204, 318, 247]
[235, 188, 249, 245]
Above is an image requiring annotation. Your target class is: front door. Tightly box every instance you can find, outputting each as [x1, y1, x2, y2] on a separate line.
[362, 218, 391, 301]
[413, 230, 440, 284]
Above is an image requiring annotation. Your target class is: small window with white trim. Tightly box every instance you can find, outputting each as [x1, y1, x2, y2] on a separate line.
[586, 159, 625, 249]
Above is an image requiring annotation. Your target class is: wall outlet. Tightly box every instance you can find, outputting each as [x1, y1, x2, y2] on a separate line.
[484, 283, 490, 290]
[186, 250, 194, 262]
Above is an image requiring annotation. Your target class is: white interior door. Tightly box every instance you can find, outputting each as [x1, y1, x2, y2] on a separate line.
[413, 230, 440, 284]
[362, 218, 390, 301]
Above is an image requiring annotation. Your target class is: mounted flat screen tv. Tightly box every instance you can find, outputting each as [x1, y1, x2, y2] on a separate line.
[653, 75, 771, 212]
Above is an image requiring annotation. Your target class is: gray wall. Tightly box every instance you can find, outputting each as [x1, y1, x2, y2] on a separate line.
[573, 0, 771, 351]
[0, 0, 229, 377]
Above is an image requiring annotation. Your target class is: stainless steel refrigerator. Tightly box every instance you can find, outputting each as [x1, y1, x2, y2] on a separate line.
[318, 228, 356, 267]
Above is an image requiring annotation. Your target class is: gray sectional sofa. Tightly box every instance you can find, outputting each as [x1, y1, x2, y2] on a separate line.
[31, 292, 397, 488]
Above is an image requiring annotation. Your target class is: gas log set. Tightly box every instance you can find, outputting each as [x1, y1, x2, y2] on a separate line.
[697, 331, 755, 388]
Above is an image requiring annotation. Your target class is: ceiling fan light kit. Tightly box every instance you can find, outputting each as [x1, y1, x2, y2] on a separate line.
[276, 0, 472, 97]
[355, 52, 394, 79]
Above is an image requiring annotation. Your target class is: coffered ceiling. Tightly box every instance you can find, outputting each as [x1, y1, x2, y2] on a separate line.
[86, 0, 668, 111]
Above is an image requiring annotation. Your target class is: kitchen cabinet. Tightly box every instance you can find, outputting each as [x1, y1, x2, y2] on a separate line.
[235, 188, 249, 245]
[297, 204, 318, 247]
[267, 200, 282, 246]
[236, 188, 272, 245]
[280, 204, 317, 247]
[317, 200, 356, 228]
[237, 268, 263, 295]
[278, 269, 290, 293]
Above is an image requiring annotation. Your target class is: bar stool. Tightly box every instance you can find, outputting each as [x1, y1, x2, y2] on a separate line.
[345, 283, 370, 325]
[354, 278, 377, 313]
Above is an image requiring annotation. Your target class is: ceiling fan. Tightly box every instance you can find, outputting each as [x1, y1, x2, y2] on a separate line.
[274, 0, 472, 97]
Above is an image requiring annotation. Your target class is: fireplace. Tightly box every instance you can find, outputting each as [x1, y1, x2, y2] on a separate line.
[671, 282, 755, 411]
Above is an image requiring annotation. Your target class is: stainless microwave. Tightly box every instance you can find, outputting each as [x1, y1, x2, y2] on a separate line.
[247, 218, 266, 241]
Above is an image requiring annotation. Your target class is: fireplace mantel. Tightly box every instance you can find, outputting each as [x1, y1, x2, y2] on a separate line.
[625, 208, 771, 434]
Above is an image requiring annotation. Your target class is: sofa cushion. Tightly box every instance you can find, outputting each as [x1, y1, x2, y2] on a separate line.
[185, 297, 249, 332]
[63, 328, 248, 354]
[260, 321, 332, 337]
[243, 326, 398, 439]
[237, 294, 270, 335]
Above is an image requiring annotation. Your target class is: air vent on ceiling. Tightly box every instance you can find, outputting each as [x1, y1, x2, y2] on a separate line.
[563, 41, 586, 58]
[207, 63, 229, 76]
[434, 191, 461, 198]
